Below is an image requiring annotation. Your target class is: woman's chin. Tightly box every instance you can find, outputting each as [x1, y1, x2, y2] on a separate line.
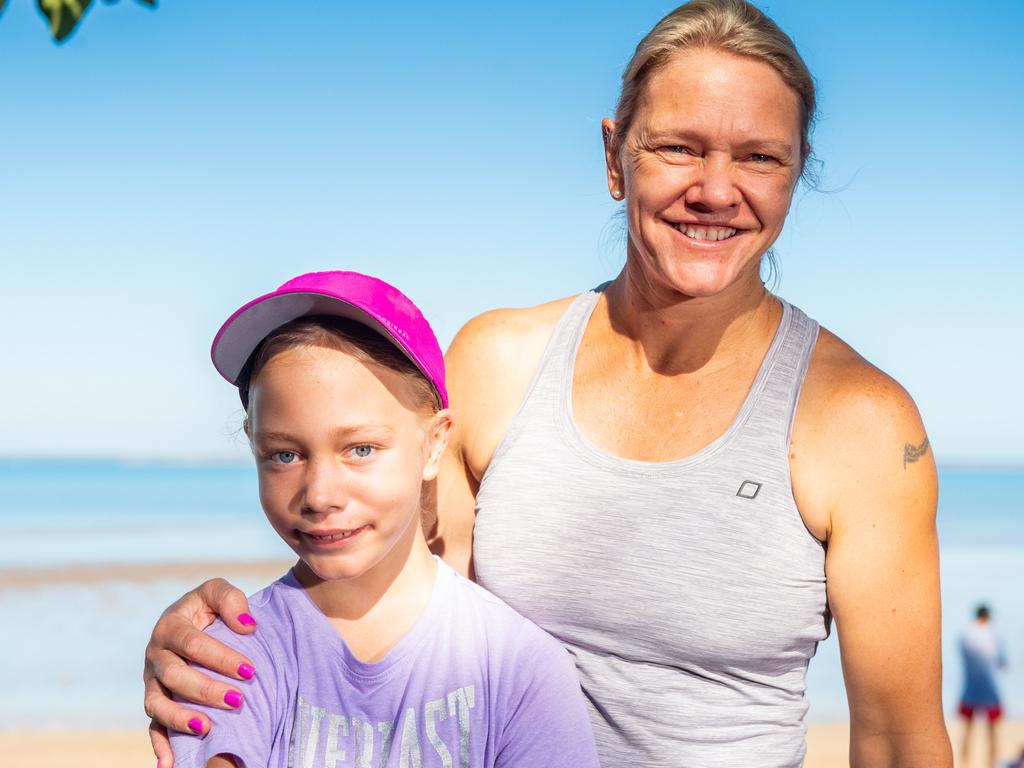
[631, 241, 762, 301]
[653, 262, 759, 301]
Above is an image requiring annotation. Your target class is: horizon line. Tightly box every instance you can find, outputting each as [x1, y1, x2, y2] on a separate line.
[2, 455, 1023, 473]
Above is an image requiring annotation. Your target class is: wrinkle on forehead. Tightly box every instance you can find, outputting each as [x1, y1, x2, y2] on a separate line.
[628, 48, 802, 156]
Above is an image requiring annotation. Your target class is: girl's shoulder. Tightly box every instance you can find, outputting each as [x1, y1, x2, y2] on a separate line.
[442, 563, 570, 662]
[202, 572, 309, 663]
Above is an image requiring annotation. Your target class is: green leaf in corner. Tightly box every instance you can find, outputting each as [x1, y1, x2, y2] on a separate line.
[37, 0, 95, 42]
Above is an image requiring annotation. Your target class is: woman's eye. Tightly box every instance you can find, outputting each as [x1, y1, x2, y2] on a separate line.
[748, 153, 777, 163]
[656, 145, 699, 165]
[350, 445, 375, 459]
[271, 451, 298, 464]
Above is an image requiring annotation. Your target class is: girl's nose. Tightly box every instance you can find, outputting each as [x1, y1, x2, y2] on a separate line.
[300, 458, 348, 516]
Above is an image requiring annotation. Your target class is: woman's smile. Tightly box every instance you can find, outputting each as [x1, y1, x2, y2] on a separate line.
[669, 222, 741, 243]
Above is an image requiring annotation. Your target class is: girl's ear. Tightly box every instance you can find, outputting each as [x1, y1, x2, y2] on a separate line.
[421, 409, 453, 483]
[242, 414, 256, 454]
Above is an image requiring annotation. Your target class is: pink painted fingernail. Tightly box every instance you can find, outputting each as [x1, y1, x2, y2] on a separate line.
[238, 613, 256, 627]
[224, 690, 243, 708]
[238, 662, 255, 680]
[188, 717, 204, 735]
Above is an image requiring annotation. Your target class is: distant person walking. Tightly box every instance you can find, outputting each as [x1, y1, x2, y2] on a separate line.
[960, 604, 1007, 767]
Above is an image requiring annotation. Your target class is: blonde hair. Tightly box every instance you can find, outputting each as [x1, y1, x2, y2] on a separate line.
[614, 0, 816, 171]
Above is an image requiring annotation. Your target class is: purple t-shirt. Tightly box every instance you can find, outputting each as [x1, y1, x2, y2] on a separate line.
[170, 559, 599, 768]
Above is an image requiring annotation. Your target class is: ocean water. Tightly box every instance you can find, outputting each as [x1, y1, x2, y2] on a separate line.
[0, 460, 1021, 727]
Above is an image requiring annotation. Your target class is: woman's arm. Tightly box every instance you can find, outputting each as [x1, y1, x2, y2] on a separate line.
[794, 344, 952, 767]
[144, 579, 258, 767]
[427, 300, 572, 578]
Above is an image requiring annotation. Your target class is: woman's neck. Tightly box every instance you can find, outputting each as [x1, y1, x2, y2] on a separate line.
[602, 263, 779, 376]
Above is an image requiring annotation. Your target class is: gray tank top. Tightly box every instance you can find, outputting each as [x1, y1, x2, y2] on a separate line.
[473, 288, 829, 768]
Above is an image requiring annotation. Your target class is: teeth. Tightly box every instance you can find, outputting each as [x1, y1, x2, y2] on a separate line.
[311, 529, 359, 541]
[680, 225, 736, 241]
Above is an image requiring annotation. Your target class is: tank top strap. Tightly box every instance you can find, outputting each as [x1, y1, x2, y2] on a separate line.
[484, 287, 603, 472]
[737, 298, 820, 453]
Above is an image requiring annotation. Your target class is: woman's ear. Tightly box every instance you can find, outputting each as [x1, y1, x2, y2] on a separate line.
[602, 118, 625, 201]
[421, 409, 453, 483]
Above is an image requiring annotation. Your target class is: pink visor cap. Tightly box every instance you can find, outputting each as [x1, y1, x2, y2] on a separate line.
[211, 270, 448, 409]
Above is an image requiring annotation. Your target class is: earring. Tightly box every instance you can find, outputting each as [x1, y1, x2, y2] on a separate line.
[612, 188, 623, 200]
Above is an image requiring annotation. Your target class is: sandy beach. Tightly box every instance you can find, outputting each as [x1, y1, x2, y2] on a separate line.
[3, 720, 1023, 767]
[3, 554, 1021, 767]
[804, 720, 1024, 767]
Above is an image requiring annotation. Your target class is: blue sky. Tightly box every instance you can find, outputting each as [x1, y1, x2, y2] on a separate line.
[1, 0, 1021, 464]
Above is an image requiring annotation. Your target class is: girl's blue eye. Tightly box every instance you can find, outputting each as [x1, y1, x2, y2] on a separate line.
[272, 451, 298, 464]
[351, 445, 375, 459]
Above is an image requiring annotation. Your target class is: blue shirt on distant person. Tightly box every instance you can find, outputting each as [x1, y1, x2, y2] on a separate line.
[959, 618, 1006, 712]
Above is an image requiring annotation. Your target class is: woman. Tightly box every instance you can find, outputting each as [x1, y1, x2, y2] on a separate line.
[144, 1, 951, 765]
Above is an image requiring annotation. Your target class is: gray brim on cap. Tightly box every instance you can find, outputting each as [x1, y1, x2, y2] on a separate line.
[212, 292, 404, 385]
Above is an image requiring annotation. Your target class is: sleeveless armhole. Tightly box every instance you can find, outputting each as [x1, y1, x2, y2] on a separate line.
[780, 313, 828, 561]
[784, 320, 820, 452]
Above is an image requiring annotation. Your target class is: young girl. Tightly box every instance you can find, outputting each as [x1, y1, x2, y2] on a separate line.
[169, 271, 599, 768]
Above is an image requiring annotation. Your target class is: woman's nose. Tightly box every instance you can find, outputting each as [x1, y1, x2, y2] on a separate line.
[685, 154, 740, 211]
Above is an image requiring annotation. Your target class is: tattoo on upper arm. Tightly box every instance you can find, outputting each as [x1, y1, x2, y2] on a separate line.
[904, 436, 930, 469]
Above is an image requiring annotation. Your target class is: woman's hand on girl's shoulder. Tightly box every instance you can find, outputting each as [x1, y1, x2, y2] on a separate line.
[144, 579, 255, 768]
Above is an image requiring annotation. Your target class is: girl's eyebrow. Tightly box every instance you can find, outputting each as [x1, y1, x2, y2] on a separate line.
[252, 430, 298, 444]
[253, 424, 396, 444]
[332, 423, 396, 441]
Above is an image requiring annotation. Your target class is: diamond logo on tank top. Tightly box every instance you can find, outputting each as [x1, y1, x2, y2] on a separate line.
[736, 480, 762, 499]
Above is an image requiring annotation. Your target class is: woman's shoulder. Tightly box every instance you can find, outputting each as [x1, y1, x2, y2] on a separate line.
[792, 323, 934, 539]
[444, 293, 581, 475]
[801, 324, 922, 431]
[446, 294, 578, 368]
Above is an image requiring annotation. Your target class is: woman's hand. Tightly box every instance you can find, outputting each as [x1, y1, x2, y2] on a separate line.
[143, 579, 256, 768]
